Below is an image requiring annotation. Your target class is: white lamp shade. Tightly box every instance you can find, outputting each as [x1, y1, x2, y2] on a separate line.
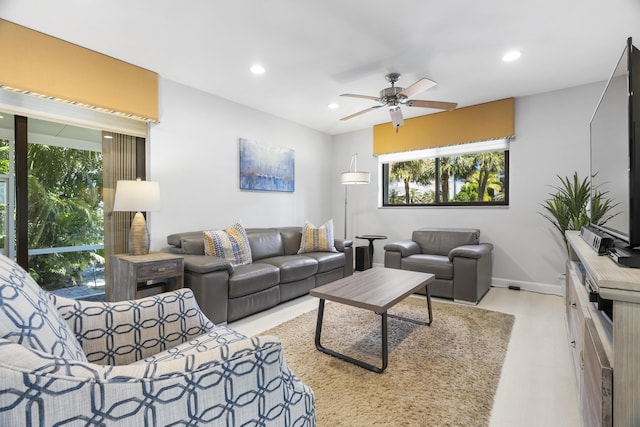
[113, 180, 161, 212]
[341, 171, 370, 184]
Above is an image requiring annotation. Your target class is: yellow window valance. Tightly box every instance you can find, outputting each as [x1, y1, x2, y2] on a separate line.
[0, 19, 158, 122]
[373, 98, 514, 155]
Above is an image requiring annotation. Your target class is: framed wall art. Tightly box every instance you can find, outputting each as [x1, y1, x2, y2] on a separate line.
[239, 138, 295, 192]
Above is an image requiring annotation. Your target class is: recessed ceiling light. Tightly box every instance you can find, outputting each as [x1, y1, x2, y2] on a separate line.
[328, 103, 339, 109]
[250, 64, 266, 75]
[502, 50, 522, 62]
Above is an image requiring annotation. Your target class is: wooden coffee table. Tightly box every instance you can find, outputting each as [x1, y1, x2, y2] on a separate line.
[309, 267, 435, 373]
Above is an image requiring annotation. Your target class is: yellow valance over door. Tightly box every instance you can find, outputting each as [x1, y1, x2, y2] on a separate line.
[373, 98, 514, 155]
[0, 19, 158, 122]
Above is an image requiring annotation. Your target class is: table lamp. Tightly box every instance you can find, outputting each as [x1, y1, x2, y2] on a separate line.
[113, 178, 161, 255]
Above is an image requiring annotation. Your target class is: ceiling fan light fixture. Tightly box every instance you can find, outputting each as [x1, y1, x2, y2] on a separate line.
[389, 105, 404, 127]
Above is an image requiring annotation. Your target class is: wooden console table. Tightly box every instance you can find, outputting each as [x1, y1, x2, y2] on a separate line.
[109, 252, 184, 301]
[567, 231, 640, 427]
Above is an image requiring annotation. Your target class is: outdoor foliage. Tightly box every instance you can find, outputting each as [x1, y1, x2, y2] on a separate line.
[389, 159, 435, 204]
[26, 144, 104, 289]
[386, 151, 506, 204]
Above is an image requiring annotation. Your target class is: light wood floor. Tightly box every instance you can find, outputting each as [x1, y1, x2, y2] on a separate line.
[230, 286, 582, 426]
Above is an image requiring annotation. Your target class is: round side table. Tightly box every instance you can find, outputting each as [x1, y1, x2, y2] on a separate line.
[355, 235, 387, 266]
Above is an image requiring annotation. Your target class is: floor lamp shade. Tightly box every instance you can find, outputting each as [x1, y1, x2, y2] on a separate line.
[340, 171, 370, 184]
[113, 179, 161, 255]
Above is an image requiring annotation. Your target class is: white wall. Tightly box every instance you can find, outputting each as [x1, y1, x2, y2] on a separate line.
[147, 78, 333, 250]
[332, 82, 606, 292]
[146, 77, 607, 293]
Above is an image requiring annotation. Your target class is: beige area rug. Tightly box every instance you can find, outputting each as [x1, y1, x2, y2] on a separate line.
[262, 297, 515, 426]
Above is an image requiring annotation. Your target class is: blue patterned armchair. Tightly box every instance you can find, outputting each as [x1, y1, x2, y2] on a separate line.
[0, 254, 315, 426]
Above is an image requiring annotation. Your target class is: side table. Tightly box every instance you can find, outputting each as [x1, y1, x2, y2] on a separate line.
[355, 235, 387, 267]
[109, 252, 184, 301]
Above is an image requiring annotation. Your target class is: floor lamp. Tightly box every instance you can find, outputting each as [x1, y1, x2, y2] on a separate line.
[340, 153, 370, 239]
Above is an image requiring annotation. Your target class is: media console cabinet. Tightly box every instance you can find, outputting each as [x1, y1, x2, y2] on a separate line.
[566, 231, 640, 427]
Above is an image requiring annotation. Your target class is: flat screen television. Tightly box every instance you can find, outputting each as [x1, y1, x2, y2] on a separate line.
[589, 37, 640, 265]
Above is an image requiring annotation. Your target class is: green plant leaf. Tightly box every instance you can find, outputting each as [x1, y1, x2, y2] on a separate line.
[538, 171, 619, 255]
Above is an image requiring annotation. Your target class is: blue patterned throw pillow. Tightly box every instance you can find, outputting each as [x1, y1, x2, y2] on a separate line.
[0, 254, 87, 361]
[203, 222, 253, 266]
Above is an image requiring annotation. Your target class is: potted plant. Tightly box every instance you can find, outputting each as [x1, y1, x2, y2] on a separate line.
[539, 172, 619, 255]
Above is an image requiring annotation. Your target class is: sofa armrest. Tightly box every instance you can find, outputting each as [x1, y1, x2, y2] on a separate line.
[334, 238, 352, 252]
[448, 243, 493, 261]
[182, 254, 233, 274]
[384, 240, 421, 257]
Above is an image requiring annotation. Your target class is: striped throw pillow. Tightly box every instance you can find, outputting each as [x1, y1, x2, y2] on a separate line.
[203, 223, 252, 266]
[298, 219, 337, 253]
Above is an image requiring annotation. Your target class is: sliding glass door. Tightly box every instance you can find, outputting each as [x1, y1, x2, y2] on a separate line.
[0, 111, 143, 299]
[26, 117, 105, 294]
[0, 114, 14, 258]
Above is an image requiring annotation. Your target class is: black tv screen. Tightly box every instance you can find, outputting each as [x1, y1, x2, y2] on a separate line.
[590, 38, 640, 247]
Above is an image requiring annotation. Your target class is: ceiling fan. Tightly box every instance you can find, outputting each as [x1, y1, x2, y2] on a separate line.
[340, 73, 457, 130]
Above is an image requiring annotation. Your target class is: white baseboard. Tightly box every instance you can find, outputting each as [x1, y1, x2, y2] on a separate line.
[492, 277, 565, 296]
[371, 263, 566, 297]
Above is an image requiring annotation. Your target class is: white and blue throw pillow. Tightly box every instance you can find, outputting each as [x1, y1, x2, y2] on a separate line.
[203, 222, 253, 266]
[0, 254, 87, 361]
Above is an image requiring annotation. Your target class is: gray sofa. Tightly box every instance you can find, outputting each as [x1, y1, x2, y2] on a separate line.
[384, 228, 493, 303]
[167, 226, 353, 324]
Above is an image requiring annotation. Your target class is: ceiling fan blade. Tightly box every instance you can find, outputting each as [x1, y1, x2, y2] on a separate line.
[407, 99, 457, 111]
[340, 93, 380, 101]
[340, 106, 382, 121]
[398, 78, 437, 98]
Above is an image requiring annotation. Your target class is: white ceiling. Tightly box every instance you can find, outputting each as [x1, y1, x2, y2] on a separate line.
[1, 1, 639, 135]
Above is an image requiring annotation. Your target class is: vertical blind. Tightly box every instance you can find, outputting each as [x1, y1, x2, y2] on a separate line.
[373, 98, 515, 155]
[103, 133, 138, 300]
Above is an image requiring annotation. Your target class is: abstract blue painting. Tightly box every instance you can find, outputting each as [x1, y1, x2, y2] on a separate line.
[239, 138, 295, 192]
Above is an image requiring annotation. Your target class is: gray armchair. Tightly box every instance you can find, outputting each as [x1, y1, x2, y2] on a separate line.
[384, 228, 493, 303]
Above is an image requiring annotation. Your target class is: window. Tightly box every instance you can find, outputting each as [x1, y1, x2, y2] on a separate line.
[380, 139, 509, 206]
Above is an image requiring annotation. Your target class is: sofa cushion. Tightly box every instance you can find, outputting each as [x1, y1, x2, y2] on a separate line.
[166, 230, 202, 248]
[260, 255, 318, 283]
[228, 263, 280, 298]
[298, 219, 337, 253]
[279, 227, 303, 255]
[412, 228, 479, 256]
[301, 251, 345, 273]
[247, 229, 284, 261]
[204, 222, 252, 266]
[401, 254, 453, 280]
[0, 254, 87, 362]
[181, 237, 206, 255]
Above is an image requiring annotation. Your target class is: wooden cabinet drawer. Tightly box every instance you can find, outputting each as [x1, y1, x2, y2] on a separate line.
[582, 318, 613, 427]
[566, 264, 587, 387]
[136, 259, 182, 281]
